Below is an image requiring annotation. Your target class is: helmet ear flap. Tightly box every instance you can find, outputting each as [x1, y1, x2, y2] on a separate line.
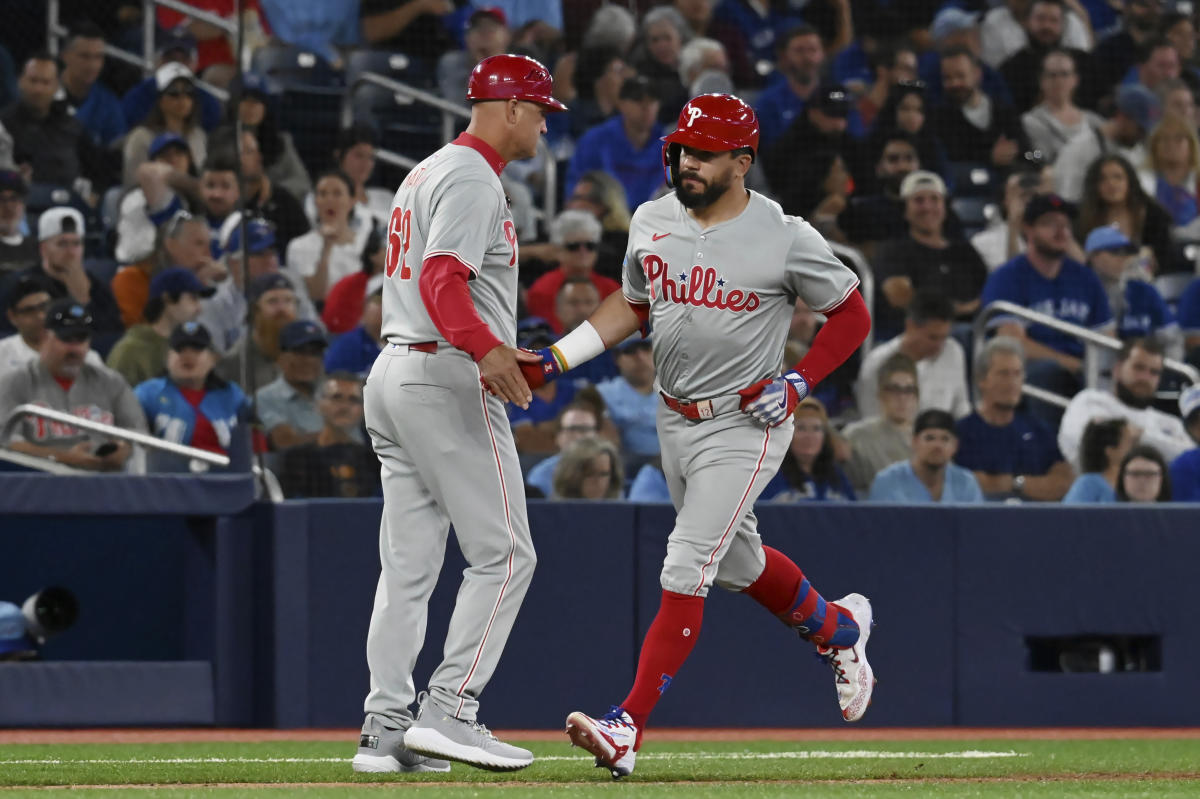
[662, 142, 682, 188]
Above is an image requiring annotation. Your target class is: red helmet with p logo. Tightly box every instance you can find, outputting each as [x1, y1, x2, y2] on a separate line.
[467, 54, 567, 111]
[661, 93, 759, 185]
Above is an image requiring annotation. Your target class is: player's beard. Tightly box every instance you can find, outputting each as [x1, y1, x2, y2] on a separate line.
[675, 170, 731, 209]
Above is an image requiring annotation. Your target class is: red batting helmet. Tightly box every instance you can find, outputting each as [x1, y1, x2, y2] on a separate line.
[467, 54, 568, 112]
[662, 93, 759, 177]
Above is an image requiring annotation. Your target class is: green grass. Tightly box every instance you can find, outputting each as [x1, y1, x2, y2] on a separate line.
[0, 738, 1197, 797]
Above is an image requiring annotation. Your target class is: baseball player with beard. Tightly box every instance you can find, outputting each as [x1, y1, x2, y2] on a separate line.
[351, 54, 566, 776]
[519, 94, 877, 778]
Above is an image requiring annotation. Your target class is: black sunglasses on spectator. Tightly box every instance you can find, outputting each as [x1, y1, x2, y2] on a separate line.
[564, 241, 598, 252]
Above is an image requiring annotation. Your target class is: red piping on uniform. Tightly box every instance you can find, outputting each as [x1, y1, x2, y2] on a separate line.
[455, 385, 519, 714]
[692, 425, 772, 595]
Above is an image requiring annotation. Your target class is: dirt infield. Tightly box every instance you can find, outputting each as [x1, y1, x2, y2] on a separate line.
[3, 728, 1200, 745]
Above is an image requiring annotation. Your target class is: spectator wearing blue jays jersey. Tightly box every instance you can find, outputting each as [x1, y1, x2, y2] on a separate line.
[565, 77, 666, 211]
[1178, 276, 1200, 363]
[761, 397, 856, 503]
[1084, 226, 1178, 351]
[981, 194, 1114, 422]
[134, 322, 250, 460]
[953, 337, 1073, 502]
[323, 291, 382, 377]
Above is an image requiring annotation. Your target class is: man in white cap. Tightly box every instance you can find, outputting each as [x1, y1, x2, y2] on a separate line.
[0, 208, 123, 344]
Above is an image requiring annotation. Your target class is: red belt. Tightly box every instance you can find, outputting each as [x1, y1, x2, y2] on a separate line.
[409, 341, 438, 354]
[660, 392, 717, 420]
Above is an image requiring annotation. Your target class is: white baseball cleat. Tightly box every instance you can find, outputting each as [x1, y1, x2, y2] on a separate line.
[352, 715, 451, 773]
[817, 593, 876, 722]
[565, 707, 638, 778]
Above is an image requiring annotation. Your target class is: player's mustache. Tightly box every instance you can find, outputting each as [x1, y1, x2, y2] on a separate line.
[679, 172, 705, 184]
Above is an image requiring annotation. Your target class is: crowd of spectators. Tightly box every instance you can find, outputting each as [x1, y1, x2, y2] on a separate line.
[1, 0, 1200, 504]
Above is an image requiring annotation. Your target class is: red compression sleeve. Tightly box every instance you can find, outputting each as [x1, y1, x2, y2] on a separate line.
[628, 298, 650, 325]
[793, 290, 870, 388]
[419, 255, 504, 361]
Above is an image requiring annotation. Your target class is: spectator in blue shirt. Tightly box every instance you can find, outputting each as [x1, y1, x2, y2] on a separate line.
[120, 32, 222, 134]
[525, 401, 602, 498]
[954, 336, 1073, 501]
[754, 25, 826, 150]
[869, 409, 984, 503]
[134, 321, 251, 462]
[628, 456, 672, 502]
[1063, 417, 1135, 503]
[1168, 385, 1200, 502]
[762, 397, 856, 502]
[981, 193, 1114, 422]
[596, 337, 659, 463]
[566, 76, 666, 210]
[509, 322, 580, 454]
[324, 289, 382, 377]
[257, 0, 363, 66]
[59, 23, 126, 148]
[711, 0, 805, 82]
[1083, 225, 1177, 348]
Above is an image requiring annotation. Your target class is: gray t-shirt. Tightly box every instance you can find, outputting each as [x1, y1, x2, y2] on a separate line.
[622, 190, 859, 398]
[0, 359, 147, 448]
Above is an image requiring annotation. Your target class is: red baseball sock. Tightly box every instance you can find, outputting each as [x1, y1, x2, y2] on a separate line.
[620, 590, 704, 745]
[742, 546, 803, 614]
[743, 546, 859, 648]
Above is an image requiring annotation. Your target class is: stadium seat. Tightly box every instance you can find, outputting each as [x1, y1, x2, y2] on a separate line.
[344, 49, 436, 90]
[251, 46, 343, 89]
[951, 197, 994, 238]
[948, 162, 997, 199]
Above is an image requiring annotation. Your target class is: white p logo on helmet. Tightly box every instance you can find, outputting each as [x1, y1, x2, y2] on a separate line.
[686, 105, 703, 128]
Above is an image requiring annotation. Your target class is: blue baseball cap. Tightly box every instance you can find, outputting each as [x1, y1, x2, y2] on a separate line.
[248, 272, 294, 303]
[1116, 83, 1163, 132]
[279, 320, 328, 352]
[149, 267, 215, 299]
[1085, 226, 1138, 255]
[224, 218, 276, 256]
[0, 601, 35, 658]
[148, 132, 191, 160]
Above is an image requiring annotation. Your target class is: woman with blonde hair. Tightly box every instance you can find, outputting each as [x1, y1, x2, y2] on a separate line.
[1146, 112, 1200, 229]
[552, 438, 625, 499]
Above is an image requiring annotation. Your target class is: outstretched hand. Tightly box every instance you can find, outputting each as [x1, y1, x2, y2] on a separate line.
[479, 346, 543, 408]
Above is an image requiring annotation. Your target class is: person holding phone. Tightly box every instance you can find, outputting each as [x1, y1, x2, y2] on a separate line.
[0, 299, 146, 471]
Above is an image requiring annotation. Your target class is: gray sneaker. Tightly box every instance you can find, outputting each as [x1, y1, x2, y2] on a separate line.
[403, 692, 534, 772]
[352, 715, 451, 773]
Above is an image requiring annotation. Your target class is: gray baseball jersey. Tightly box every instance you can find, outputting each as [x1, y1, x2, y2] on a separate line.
[622, 190, 859, 400]
[0, 359, 148, 448]
[380, 138, 520, 347]
[362, 134, 535, 729]
[621, 190, 860, 598]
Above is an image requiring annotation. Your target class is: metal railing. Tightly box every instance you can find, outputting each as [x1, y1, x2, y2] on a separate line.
[46, 0, 231, 102]
[3, 404, 230, 469]
[974, 300, 1200, 405]
[342, 71, 559, 225]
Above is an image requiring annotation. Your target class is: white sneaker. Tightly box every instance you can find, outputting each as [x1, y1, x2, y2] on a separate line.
[351, 715, 451, 773]
[817, 593, 876, 722]
[403, 693, 533, 772]
[565, 707, 638, 778]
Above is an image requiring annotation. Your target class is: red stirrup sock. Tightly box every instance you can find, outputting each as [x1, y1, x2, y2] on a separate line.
[743, 546, 859, 649]
[620, 590, 704, 747]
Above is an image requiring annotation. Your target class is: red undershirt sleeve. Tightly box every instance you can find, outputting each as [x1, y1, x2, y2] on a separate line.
[627, 298, 650, 325]
[418, 254, 504, 362]
[792, 290, 870, 388]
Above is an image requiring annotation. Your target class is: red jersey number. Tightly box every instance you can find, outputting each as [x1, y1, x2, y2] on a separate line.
[503, 220, 517, 267]
[386, 207, 413, 279]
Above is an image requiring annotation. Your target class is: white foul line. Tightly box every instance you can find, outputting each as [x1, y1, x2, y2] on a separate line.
[0, 750, 1025, 766]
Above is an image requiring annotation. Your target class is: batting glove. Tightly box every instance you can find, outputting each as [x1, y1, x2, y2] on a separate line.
[738, 370, 809, 427]
[518, 346, 565, 390]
